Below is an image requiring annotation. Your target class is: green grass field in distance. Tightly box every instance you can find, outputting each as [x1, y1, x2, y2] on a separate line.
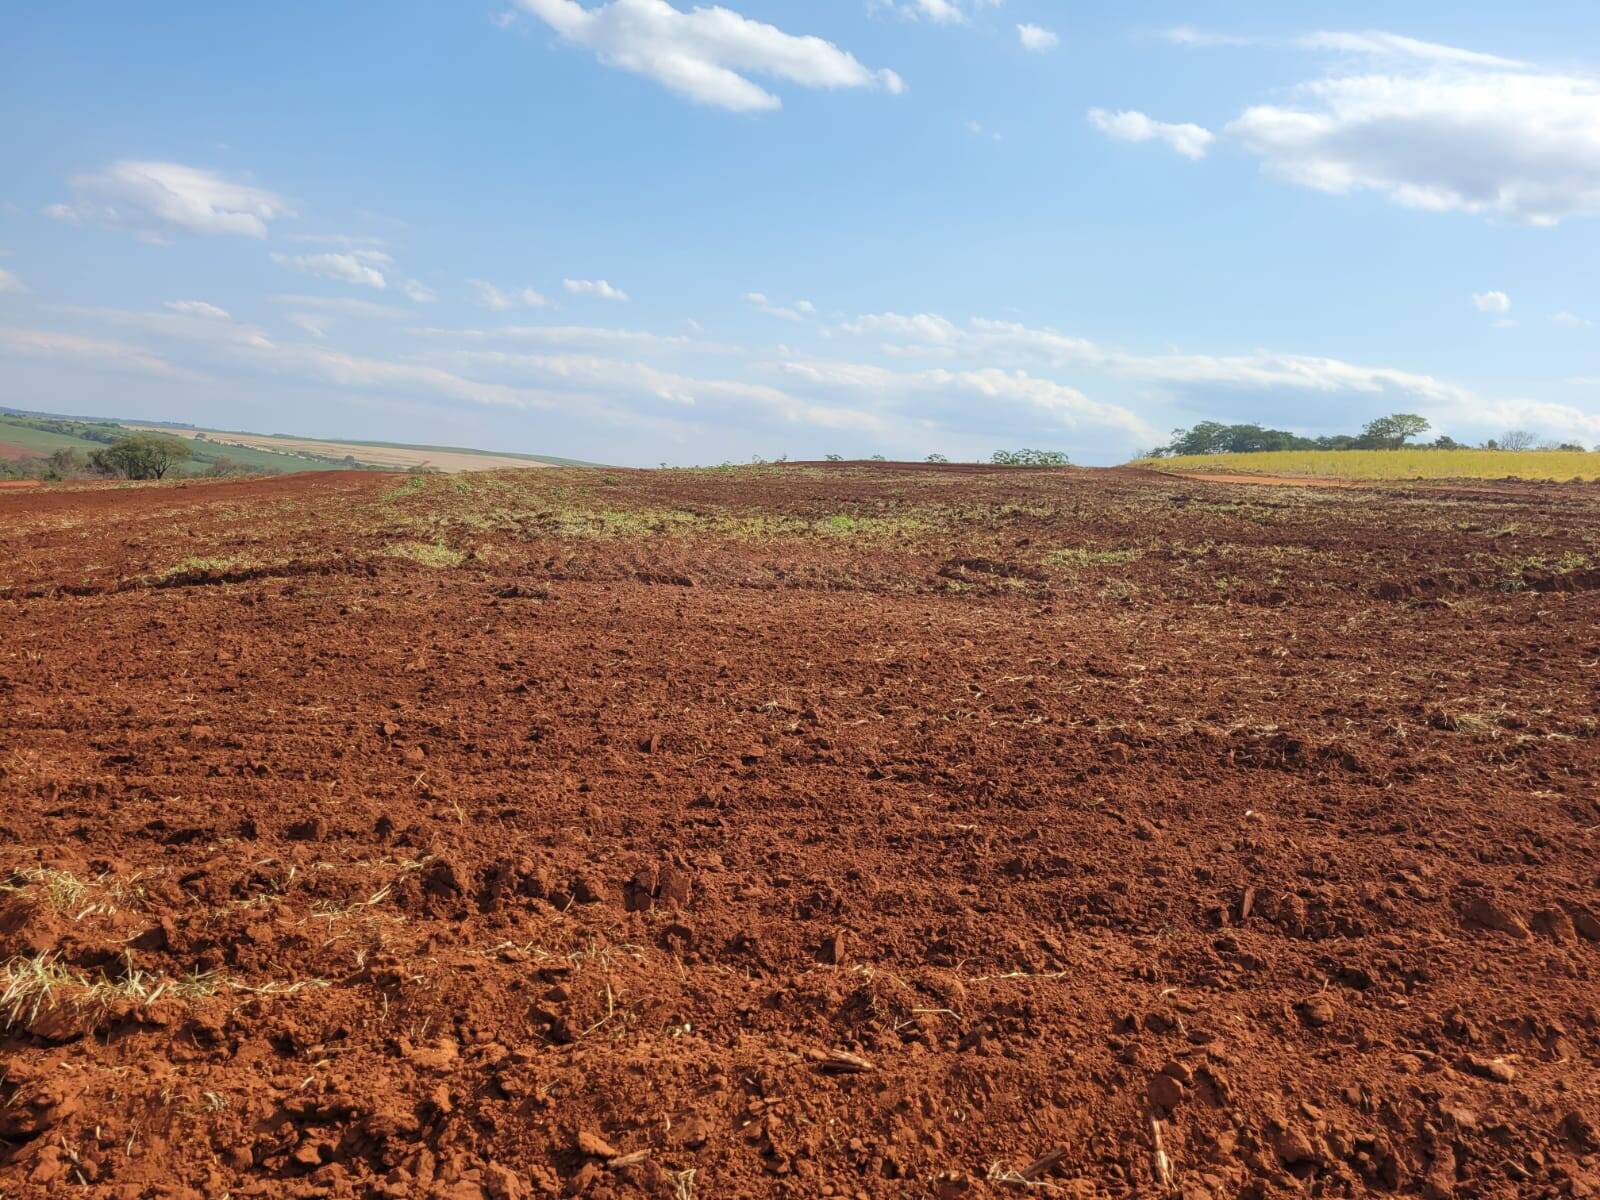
[0, 417, 116, 456]
[1133, 448, 1600, 482]
[0, 414, 329, 475]
[179, 434, 355, 473]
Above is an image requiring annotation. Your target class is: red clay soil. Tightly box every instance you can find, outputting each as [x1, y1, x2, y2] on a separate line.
[0, 442, 39, 461]
[2, 464, 1599, 1200]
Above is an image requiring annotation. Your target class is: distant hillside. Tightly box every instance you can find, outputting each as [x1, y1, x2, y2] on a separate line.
[0, 407, 604, 474]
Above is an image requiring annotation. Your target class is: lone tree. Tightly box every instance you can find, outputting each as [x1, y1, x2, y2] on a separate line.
[1359, 413, 1430, 449]
[90, 433, 193, 480]
[1498, 429, 1537, 451]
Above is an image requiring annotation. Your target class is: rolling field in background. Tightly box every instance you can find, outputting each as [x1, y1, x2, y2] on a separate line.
[128, 424, 601, 472]
[0, 409, 599, 476]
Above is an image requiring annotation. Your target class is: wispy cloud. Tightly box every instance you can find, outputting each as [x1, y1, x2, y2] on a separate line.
[470, 280, 551, 310]
[873, 0, 966, 25]
[164, 300, 230, 320]
[1162, 27, 1255, 49]
[0, 326, 206, 381]
[837, 311, 1478, 411]
[270, 294, 411, 320]
[272, 250, 392, 290]
[408, 323, 727, 355]
[746, 292, 816, 321]
[0, 267, 26, 295]
[1297, 30, 1527, 68]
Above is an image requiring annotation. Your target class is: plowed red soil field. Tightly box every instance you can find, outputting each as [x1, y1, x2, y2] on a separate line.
[3, 464, 1598, 1200]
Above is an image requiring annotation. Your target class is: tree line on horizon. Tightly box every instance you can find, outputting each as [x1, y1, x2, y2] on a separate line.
[1143, 414, 1592, 458]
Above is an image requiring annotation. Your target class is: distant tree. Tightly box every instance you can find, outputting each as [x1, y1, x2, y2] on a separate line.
[869, 454, 886, 461]
[44, 447, 89, 479]
[89, 433, 192, 480]
[1161, 422, 1311, 456]
[203, 455, 248, 477]
[824, 453, 844, 461]
[926, 452, 949, 463]
[1557, 442, 1587, 452]
[992, 449, 1069, 466]
[1499, 429, 1537, 451]
[1358, 413, 1430, 449]
[1429, 435, 1463, 450]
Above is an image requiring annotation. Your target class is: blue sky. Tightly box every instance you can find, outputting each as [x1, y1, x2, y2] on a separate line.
[2, 1, 1598, 465]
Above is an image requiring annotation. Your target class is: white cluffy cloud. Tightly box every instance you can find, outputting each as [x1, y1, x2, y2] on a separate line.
[1153, 29, 1600, 225]
[1017, 24, 1059, 53]
[1472, 291, 1512, 315]
[1229, 69, 1600, 225]
[272, 250, 393, 290]
[47, 161, 290, 240]
[1088, 109, 1214, 159]
[510, 0, 905, 111]
[164, 300, 230, 320]
[564, 278, 630, 301]
[470, 280, 551, 310]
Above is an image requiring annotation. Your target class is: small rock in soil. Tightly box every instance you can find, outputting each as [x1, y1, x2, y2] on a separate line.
[1464, 1055, 1516, 1083]
[1147, 1073, 1186, 1110]
[576, 1130, 619, 1159]
[1298, 995, 1337, 1028]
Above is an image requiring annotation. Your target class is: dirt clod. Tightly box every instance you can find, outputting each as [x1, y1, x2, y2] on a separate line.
[1462, 895, 1531, 938]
